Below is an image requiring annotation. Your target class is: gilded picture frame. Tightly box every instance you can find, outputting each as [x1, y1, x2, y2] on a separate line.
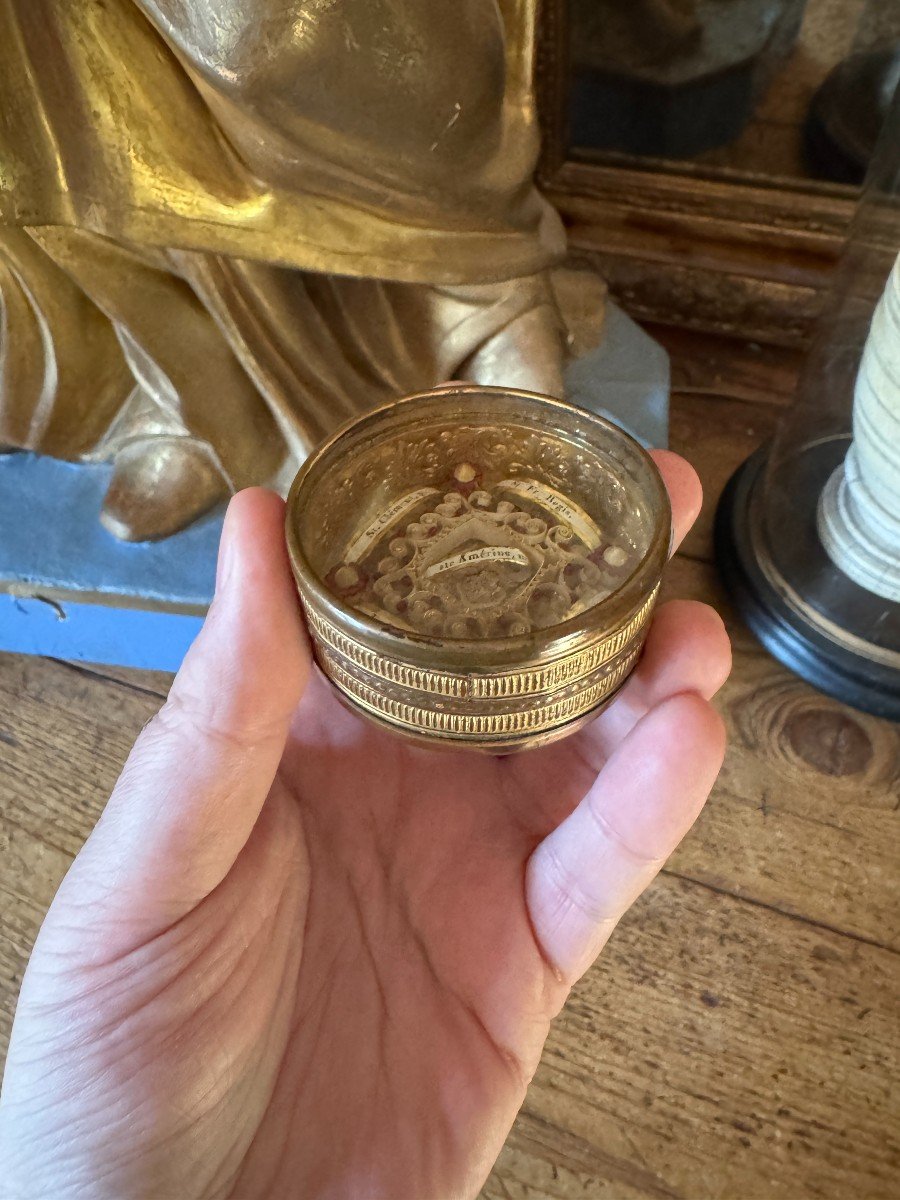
[535, 0, 859, 346]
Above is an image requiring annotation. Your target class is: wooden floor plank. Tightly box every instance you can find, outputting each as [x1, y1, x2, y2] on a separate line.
[486, 874, 900, 1200]
[651, 326, 804, 408]
[3, 653, 897, 1200]
[661, 558, 900, 950]
[2, 332, 898, 1200]
[0, 654, 156, 859]
[668, 389, 782, 563]
[55, 658, 172, 700]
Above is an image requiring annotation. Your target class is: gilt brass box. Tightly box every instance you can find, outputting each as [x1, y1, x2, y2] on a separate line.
[286, 385, 670, 751]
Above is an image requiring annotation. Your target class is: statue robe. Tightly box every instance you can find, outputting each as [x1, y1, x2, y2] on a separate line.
[0, 0, 565, 497]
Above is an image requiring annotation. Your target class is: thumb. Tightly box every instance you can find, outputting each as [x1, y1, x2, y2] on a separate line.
[60, 488, 311, 946]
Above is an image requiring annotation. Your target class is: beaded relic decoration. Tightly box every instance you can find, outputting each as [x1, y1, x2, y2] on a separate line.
[325, 461, 638, 638]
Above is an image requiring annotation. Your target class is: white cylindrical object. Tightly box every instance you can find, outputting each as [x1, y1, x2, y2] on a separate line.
[818, 253, 900, 603]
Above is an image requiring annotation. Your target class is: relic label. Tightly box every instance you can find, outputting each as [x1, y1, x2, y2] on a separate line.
[344, 488, 439, 562]
[425, 545, 530, 578]
[497, 479, 602, 549]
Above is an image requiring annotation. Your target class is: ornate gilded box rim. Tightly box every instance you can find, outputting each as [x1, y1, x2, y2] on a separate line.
[302, 584, 659, 700]
[286, 385, 670, 676]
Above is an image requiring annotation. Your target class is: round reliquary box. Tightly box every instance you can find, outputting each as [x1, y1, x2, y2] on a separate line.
[286, 385, 670, 751]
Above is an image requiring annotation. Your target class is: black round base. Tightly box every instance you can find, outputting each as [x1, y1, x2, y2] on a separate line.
[714, 448, 900, 723]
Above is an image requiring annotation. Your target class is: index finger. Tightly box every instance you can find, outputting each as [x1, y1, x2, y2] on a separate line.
[650, 448, 702, 556]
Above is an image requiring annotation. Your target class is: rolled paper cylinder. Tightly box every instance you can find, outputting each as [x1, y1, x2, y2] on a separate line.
[818, 253, 900, 603]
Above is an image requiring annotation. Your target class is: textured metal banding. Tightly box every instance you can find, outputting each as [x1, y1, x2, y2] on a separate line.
[300, 587, 658, 741]
[286, 386, 671, 748]
[323, 645, 643, 739]
[304, 587, 658, 700]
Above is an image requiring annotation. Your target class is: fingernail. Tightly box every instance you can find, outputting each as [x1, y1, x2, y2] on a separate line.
[215, 520, 236, 595]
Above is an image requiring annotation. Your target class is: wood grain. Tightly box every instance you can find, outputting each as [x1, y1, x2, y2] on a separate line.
[486, 873, 900, 1200]
[668, 391, 783, 563]
[1, 337, 898, 1199]
[0, 654, 159, 1055]
[653, 325, 804, 407]
[660, 558, 900, 951]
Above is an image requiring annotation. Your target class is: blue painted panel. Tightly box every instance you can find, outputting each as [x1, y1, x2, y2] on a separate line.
[0, 302, 668, 672]
[0, 453, 221, 607]
[0, 593, 201, 673]
[0, 452, 217, 671]
[564, 303, 670, 450]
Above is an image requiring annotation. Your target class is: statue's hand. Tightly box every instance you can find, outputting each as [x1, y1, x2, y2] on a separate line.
[0, 464, 729, 1200]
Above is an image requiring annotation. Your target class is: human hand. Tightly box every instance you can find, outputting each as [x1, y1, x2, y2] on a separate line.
[0, 452, 730, 1200]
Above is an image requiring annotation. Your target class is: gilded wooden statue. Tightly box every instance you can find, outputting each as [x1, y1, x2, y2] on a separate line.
[0, 1, 574, 540]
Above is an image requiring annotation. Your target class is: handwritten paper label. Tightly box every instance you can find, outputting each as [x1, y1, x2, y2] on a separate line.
[425, 546, 530, 578]
[497, 479, 602, 549]
[344, 488, 440, 563]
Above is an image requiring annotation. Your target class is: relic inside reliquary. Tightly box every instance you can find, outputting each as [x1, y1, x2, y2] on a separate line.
[325, 464, 640, 640]
[287, 386, 668, 750]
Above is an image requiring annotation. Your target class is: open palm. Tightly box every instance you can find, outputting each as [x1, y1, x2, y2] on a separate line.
[0, 455, 729, 1200]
